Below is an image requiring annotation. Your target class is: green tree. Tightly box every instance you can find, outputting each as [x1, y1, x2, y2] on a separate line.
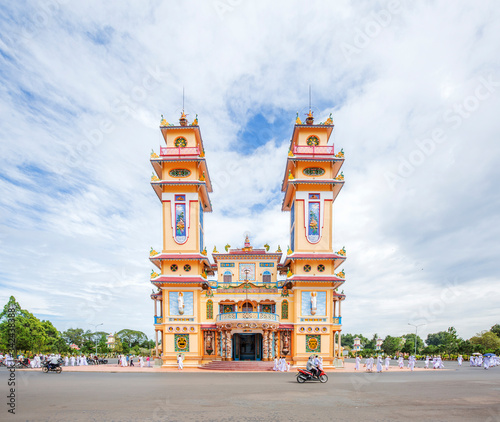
[381, 335, 403, 355]
[470, 331, 500, 351]
[402, 333, 424, 354]
[490, 324, 500, 338]
[62, 328, 85, 347]
[117, 329, 148, 348]
[426, 331, 448, 347]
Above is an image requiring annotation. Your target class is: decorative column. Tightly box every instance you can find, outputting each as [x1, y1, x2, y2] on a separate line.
[222, 331, 227, 360]
[155, 330, 159, 357]
[263, 331, 269, 360]
[338, 332, 342, 358]
[226, 331, 232, 361]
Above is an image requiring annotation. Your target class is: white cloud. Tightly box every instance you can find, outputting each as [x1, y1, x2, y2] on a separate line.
[1, 0, 499, 341]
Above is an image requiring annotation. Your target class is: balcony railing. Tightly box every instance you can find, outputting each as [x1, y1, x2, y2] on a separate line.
[154, 316, 163, 324]
[332, 317, 342, 325]
[216, 312, 280, 323]
[292, 145, 334, 156]
[160, 146, 200, 156]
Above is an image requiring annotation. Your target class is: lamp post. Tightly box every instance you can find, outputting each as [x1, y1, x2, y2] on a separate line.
[90, 323, 103, 355]
[408, 323, 425, 356]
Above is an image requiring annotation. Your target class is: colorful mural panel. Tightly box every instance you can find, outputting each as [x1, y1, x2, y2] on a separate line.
[239, 263, 255, 281]
[282, 300, 289, 319]
[307, 202, 320, 243]
[206, 300, 213, 319]
[306, 335, 321, 353]
[175, 334, 189, 352]
[175, 203, 187, 243]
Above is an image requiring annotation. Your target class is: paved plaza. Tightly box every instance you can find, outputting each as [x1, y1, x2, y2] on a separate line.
[2, 363, 499, 421]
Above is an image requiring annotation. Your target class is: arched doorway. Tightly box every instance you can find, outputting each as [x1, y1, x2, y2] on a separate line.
[233, 333, 262, 361]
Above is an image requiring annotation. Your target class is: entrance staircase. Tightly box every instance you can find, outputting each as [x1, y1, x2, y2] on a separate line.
[200, 360, 275, 371]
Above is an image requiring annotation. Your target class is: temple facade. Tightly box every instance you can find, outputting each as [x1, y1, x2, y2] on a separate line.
[149, 110, 346, 368]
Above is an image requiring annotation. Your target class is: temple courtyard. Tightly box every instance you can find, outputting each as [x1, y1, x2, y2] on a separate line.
[4, 363, 499, 421]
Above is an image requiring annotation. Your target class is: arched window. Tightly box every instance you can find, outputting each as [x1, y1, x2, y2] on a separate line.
[242, 301, 253, 312]
[223, 271, 232, 283]
[282, 300, 289, 319]
[206, 300, 213, 319]
[262, 271, 271, 284]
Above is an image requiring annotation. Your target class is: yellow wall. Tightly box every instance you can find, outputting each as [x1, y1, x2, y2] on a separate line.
[165, 131, 197, 149]
[296, 127, 329, 146]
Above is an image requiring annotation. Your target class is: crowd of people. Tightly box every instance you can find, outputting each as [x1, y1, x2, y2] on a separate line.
[470, 354, 499, 369]
[353, 354, 499, 372]
[118, 354, 150, 367]
[0, 352, 152, 368]
[273, 356, 294, 372]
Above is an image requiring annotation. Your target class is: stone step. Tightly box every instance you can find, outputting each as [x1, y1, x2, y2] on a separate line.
[200, 361, 275, 371]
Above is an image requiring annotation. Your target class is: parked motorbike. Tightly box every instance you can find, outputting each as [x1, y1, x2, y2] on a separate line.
[98, 358, 108, 364]
[41, 361, 62, 374]
[296, 368, 328, 383]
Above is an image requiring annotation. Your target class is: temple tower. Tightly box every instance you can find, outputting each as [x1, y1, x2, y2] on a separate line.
[149, 112, 214, 367]
[281, 110, 347, 367]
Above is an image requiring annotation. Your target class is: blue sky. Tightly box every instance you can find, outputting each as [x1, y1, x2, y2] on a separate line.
[1, 1, 500, 340]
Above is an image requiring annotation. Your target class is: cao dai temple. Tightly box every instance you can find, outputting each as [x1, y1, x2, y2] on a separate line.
[149, 110, 346, 368]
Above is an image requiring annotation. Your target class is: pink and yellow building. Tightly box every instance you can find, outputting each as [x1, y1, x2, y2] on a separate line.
[149, 110, 346, 368]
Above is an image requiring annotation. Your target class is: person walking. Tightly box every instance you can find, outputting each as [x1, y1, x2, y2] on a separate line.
[177, 354, 184, 370]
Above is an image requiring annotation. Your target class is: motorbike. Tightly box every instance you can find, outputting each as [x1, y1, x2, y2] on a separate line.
[98, 358, 108, 364]
[41, 361, 62, 374]
[296, 368, 328, 383]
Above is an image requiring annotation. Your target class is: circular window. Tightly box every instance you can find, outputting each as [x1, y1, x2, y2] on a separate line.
[174, 137, 187, 148]
[184, 264, 191, 272]
[317, 264, 325, 272]
[303, 265, 311, 272]
[169, 169, 191, 178]
[170, 264, 178, 272]
[303, 167, 325, 176]
[306, 136, 319, 146]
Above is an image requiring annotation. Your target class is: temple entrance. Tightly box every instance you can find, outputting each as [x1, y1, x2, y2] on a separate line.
[233, 333, 262, 360]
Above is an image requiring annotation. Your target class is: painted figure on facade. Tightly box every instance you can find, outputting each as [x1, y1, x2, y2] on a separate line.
[311, 292, 317, 315]
[178, 292, 185, 315]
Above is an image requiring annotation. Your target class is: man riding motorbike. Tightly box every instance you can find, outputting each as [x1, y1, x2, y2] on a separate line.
[48, 355, 60, 371]
[306, 355, 319, 378]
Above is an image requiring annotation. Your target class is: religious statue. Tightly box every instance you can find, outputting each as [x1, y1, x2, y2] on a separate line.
[282, 332, 290, 355]
[310, 292, 317, 315]
[205, 332, 213, 355]
[178, 292, 185, 315]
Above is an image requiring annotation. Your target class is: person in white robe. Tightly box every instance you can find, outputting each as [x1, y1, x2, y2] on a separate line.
[385, 356, 391, 371]
[398, 356, 404, 369]
[409, 356, 415, 371]
[457, 355, 463, 366]
[483, 356, 490, 370]
[280, 357, 286, 372]
[318, 356, 323, 371]
[424, 356, 430, 369]
[121, 355, 127, 367]
[35, 355, 41, 368]
[273, 357, 278, 371]
[177, 354, 184, 370]
[433, 357, 440, 369]
[470, 356, 474, 366]
[477, 356, 483, 367]
[64, 356, 69, 366]
[287, 361, 291, 372]
[139, 356, 144, 367]
[376, 356, 382, 373]
[83, 355, 88, 366]
[439, 357, 444, 369]
[70, 356, 75, 366]
[30, 357, 36, 368]
[354, 356, 360, 371]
